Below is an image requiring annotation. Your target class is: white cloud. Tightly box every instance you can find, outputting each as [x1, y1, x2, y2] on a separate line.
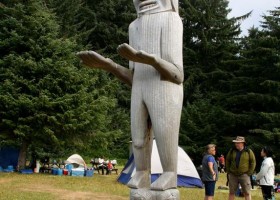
[228, 0, 279, 35]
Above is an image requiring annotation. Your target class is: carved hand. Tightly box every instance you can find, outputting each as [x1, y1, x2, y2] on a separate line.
[117, 43, 157, 66]
[77, 50, 133, 86]
[76, 51, 114, 70]
[117, 43, 183, 84]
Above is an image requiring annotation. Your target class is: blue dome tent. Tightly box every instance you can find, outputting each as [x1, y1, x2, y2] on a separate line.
[117, 140, 203, 188]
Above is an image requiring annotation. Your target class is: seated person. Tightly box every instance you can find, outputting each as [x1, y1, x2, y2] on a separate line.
[111, 159, 117, 168]
[97, 158, 106, 175]
[106, 160, 113, 175]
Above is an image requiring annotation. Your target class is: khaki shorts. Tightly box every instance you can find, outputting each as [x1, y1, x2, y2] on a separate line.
[228, 173, 251, 194]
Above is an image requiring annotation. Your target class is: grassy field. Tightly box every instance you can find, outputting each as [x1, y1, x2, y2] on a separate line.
[0, 171, 279, 200]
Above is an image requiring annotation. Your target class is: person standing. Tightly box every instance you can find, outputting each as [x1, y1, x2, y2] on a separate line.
[219, 154, 225, 173]
[226, 136, 256, 200]
[202, 144, 218, 200]
[256, 146, 275, 200]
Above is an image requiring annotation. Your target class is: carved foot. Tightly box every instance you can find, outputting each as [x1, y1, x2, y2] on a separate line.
[130, 188, 180, 200]
[151, 172, 176, 191]
[128, 171, 150, 189]
[130, 188, 152, 200]
[155, 189, 180, 200]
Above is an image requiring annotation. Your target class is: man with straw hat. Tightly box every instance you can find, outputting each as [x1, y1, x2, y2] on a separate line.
[226, 136, 256, 200]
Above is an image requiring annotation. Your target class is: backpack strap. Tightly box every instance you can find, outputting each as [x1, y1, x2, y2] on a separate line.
[226, 148, 234, 186]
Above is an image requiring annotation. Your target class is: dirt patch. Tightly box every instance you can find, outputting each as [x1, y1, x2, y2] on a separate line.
[60, 192, 127, 200]
[0, 178, 13, 184]
[20, 184, 127, 200]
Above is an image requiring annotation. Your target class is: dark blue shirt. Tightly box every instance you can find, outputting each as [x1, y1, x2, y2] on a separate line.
[235, 150, 242, 168]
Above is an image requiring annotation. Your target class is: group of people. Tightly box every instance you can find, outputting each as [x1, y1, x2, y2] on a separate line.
[90, 158, 114, 175]
[202, 136, 276, 200]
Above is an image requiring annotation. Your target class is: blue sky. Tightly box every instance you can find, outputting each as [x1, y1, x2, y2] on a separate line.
[228, 0, 280, 35]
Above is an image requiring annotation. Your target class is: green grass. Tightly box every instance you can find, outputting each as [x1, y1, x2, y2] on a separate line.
[0, 171, 279, 200]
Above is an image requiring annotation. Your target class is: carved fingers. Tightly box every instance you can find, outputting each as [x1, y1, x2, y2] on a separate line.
[117, 43, 156, 65]
[117, 43, 141, 62]
[76, 51, 112, 69]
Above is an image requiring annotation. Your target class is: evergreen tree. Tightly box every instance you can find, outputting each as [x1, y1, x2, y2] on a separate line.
[81, 0, 135, 159]
[48, 0, 135, 159]
[233, 6, 280, 170]
[179, 0, 248, 163]
[69, 0, 135, 159]
[0, 0, 120, 167]
[84, 0, 136, 55]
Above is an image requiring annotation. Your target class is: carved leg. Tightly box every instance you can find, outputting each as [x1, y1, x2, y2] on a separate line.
[130, 96, 153, 189]
[128, 130, 153, 189]
[150, 124, 179, 190]
[147, 84, 183, 191]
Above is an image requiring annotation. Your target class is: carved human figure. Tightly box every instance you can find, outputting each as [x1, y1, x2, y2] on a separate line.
[77, 0, 183, 191]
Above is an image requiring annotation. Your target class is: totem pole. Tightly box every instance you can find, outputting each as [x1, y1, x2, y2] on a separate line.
[77, 0, 183, 199]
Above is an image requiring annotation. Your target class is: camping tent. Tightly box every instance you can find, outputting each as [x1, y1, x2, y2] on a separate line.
[117, 140, 203, 188]
[65, 154, 86, 168]
[0, 147, 19, 169]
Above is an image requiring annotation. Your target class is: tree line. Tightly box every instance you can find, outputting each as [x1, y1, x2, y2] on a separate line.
[0, 0, 279, 172]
